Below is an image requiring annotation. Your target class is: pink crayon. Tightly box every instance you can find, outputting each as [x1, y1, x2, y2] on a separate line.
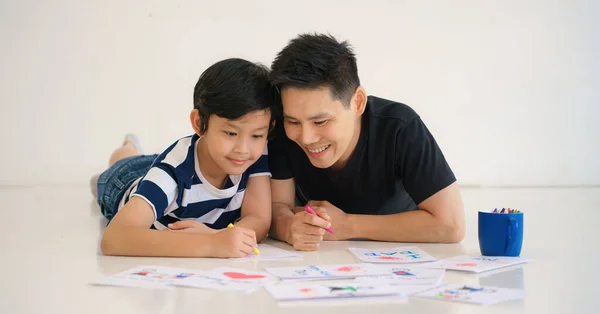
[304, 205, 334, 234]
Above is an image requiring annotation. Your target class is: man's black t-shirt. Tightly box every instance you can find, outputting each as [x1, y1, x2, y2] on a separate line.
[268, 96, 456, 215]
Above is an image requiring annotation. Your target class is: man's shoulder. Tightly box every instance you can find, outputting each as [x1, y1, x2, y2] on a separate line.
[367, 96, 420, 125]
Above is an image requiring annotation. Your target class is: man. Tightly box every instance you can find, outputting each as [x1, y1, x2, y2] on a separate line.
[267, 33, 465, 251]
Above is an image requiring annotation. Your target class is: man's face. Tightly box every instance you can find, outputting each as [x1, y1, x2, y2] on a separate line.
[281, 87, 361, 169]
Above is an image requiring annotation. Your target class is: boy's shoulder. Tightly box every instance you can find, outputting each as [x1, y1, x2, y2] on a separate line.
[153, 134, 199, 176]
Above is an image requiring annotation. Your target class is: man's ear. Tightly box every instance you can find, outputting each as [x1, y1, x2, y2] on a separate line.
[190, 109, 204, 136]
[352, 86, 367, 116]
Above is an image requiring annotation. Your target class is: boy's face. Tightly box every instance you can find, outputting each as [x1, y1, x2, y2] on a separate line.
[281, 87, 364, 169]
[201, 110, 271, 176]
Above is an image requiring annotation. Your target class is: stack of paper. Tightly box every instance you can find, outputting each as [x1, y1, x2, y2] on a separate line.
[92, 266, 277, 293]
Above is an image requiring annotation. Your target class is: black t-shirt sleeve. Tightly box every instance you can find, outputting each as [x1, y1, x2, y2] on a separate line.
[395, 117, 456, 205]
[267, 137, 294, 180]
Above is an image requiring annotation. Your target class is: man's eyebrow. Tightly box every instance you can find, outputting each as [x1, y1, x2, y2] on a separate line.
[307, 112, 333, 120]
[283, 112, 332, 120]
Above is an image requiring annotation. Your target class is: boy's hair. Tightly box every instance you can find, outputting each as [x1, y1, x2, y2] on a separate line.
[270, 33, 360, 107]
[193, 58, 279, 133]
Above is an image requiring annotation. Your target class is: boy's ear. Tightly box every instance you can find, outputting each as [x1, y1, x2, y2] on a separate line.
[190, 109, 203, 136]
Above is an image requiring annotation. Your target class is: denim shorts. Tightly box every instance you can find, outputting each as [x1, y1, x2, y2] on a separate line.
[96, 154, 159, 220]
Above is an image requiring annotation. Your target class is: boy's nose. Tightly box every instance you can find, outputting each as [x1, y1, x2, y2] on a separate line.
[234, 139, 250, 154]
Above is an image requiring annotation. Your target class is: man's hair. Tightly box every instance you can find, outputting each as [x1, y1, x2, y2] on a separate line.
[270, 33, 360, 107]
[193, 58, 279, 133]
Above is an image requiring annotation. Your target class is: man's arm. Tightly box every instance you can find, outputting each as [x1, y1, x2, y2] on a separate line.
[268, 178, 296, 243]
[234, 175, 272, 242]
[343, 182, 465, 243]
[101, 197, 257, 257]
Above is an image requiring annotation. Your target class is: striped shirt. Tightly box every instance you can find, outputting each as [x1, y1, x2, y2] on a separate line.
[118, 134, 270, 230]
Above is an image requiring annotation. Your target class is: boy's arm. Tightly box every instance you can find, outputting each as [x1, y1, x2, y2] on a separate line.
[234, 175, 272, 242]
[101, 197, 256, 257]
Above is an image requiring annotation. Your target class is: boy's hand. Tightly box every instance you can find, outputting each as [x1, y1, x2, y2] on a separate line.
[210, 226, 257, 258]
[166, 220, 217, 234]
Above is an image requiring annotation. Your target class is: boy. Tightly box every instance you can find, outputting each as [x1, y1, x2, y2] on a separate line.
[94, 58, 277, 258]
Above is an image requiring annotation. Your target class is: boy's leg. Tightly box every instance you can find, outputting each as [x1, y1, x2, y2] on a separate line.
[91, 134, 144, 199]
[109, 134, 144, 167]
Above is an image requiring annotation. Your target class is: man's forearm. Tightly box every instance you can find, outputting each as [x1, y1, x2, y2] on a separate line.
[101, 226, 213, 257]
[349, 210, 464, 243]
[235, 214, 270, 242]
[269, 203, 294, 243]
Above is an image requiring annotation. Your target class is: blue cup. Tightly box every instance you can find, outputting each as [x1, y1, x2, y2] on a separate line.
[478, 211, 523, 256]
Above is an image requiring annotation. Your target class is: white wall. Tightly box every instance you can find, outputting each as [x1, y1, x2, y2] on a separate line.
[1, 0, 598, 186]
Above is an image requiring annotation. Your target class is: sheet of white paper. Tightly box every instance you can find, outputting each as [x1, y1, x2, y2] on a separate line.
[91, 265, 198, 289]
[265, 263, 389, 280]
[173, 267, 278, 292]
[265, 282, 404, 301]
[417, 256, 533, 273]
[354, 266, 445, 286]
[230, 244, 302, 261]
[173, 275, 264, 293]
[414, 283, 527, 305]
[348, 246, 437, 264]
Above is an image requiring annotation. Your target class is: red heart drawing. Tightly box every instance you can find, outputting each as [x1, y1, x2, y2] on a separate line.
[223, 272, 265, 280]
[456, 263, 477, 267]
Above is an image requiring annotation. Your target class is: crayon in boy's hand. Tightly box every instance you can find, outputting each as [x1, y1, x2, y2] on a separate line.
[227, 223, 260, 255]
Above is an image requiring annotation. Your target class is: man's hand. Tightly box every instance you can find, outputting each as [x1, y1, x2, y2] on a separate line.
[306, 200, 352, 241]
[166, 220, 217, 234]
[286, 206, 331, 251]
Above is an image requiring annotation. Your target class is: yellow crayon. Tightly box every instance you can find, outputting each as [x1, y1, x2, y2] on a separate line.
[227, 223, 260, 255]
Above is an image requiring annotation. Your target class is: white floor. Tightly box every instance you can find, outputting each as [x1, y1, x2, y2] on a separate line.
[1, 186, 598, 313]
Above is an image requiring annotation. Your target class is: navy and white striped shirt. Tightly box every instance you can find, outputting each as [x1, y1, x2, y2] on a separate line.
[118, 134, 270, 230]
